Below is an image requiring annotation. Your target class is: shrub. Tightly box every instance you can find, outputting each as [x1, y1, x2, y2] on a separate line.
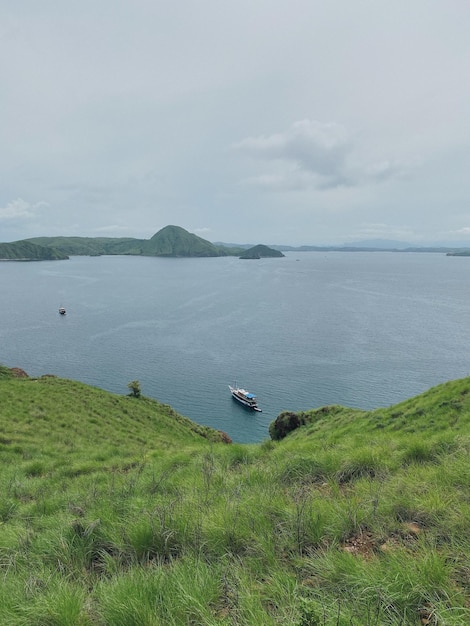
[269, 411, 305, 440]
[127, 381, 141, 398]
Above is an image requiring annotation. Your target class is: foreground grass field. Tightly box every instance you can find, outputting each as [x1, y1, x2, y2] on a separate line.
[0, 366, 469, 625]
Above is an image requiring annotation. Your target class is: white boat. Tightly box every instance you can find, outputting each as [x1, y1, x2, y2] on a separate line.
[59, 307, 66, 315]
[229, 385, 262, 412]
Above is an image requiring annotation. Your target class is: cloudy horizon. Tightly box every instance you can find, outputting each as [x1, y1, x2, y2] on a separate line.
[1, 1, 469, 246]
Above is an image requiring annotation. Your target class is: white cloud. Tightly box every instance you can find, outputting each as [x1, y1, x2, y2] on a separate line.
[364, 160, 412, 182]
[0, 198, 48, 220]
[233, 120, 352, 188]
[0, 2, 469, 245]
[450, 227, 470, 236]
[234, 120, 412, 192]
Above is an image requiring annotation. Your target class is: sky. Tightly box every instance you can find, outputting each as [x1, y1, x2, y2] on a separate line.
[1, 0, 470, 246]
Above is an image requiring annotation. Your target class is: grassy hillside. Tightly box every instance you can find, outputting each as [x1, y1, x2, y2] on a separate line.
[26, 226, 229, 258]
[24, 227, 287, 258]
[239, 244, 285, 259]
[26, 236, 145, 256]
[0, 370, 469, 624]
[144, 225, 224, 257]
[0, 240, 68, 261]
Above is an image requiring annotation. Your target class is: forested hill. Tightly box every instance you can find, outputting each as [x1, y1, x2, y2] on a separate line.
[25, 225, 232, 257]
[0, 240, 68, 261]
[143, 225, 226, 257]
[25, 236, 145, 257]
[239, 244, 285, 259]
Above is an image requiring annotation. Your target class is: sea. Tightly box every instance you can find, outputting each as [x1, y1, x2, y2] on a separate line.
[1, 251, 470, 443]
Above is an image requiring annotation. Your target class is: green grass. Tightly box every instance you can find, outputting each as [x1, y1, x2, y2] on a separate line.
[0, 371, 469, 624]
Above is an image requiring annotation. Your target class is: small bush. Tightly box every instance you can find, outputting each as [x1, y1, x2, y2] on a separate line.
[269, 411, 306, 440]
[127, 381, 141, 398]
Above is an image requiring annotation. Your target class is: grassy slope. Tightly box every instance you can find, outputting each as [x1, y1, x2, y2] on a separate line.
[0, 240, 68, 261]
[26, 236, 144, 256]
[26, 227, 226, 258]
[239, 244, 285, 259]
[0, 373, 469, 624]
[145, 225, 223, 257]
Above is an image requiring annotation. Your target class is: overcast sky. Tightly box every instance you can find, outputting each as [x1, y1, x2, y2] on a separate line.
[1, 1, 469, 245]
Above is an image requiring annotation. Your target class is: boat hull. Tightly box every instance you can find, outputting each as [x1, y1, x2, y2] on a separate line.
[229, 385, 262, 412]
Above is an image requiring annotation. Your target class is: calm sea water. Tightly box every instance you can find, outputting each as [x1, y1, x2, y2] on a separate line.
[1, 252, 470, 442]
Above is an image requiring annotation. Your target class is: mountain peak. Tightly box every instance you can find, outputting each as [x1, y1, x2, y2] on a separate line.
[147, 225, 222, 257]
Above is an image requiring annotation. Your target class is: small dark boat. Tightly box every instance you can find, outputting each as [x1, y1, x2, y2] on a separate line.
[59, 307, 66, 315]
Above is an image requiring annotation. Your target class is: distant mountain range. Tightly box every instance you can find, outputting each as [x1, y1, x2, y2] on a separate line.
[2, 227, 470, 261]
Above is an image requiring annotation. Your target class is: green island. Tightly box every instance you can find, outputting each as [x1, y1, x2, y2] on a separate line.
[0, 240, 69, 261]
[0, 364, 469, 624]
[3, 225, 470, 261]
[1, 226, 248, 260]
[239, 244, 285, 259]
[0, 226, 242, 261]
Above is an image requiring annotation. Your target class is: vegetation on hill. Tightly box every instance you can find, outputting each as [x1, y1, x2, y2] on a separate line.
[143, 225, 225, 257]
[239, 244, 285, 259]
[0, 240, 68, 261]
[25, 226, 230, 258]
[0, 366, 469, 624]
[12, 231, 470, 259]
[23, 227, 289, 259]
[26, 236, 143, 256]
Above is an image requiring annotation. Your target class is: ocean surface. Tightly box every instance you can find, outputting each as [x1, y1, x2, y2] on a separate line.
[1, 252, 470, 443]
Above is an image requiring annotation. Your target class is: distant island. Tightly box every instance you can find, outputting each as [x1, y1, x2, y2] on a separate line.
[1, 226, 245, 261]
[0, 240, 68, 261]
[0, 226, 286, 261]
[239, 244, 285, 259]
[25, 225, 230, 258]
[2, 225, 470, 261]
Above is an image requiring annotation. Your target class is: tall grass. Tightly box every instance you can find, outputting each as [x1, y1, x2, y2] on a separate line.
[0, 373, 469, 623]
